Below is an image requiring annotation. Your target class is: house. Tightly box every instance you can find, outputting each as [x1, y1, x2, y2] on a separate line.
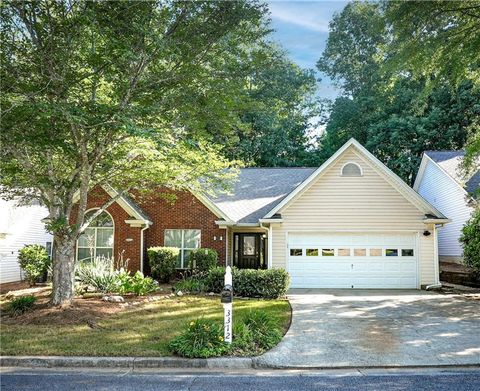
[414, 151, 479, 264]
[79, 139, 449, 289]
[0, 199, 53, 284]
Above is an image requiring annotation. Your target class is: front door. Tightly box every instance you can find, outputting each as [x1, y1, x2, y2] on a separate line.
[233, 233, 266, 269]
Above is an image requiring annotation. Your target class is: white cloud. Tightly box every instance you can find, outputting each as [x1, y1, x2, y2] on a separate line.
[268, 1, 335, 32]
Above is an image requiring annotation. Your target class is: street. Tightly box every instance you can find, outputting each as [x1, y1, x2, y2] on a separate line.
[1, 367, 479, 391]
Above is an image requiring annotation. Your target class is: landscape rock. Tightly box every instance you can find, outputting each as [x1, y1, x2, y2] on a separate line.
[176, 290, 183, 296]
[102, 295, 124, 303]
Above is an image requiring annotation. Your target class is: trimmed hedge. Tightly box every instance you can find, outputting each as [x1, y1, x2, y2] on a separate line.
[147, 247, 179, 283]
[204, 267, 290, 299]
[188, 248, 218, 272]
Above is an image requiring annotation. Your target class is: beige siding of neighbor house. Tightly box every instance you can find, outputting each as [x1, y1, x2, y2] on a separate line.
[271, 148, 437, 286]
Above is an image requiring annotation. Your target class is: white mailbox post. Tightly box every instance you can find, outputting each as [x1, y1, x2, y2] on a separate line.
[221, 266, 233, 344]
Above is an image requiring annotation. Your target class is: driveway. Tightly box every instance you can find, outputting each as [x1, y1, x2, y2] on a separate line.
[256, 290, 480, 368]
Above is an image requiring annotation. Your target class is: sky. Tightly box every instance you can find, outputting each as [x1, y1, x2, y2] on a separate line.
[267, 0, 349, 100]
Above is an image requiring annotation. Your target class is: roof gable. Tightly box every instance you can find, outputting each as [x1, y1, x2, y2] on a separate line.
[416, 151, 480, 196]
[265, 138, 446, 219]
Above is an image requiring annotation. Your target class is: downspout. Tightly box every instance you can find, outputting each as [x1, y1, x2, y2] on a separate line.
[140, 224, 150, 274]
[426, 224, 442, 290]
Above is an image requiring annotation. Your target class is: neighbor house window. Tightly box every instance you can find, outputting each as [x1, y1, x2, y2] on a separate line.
[77, 210, 114, 262]
[164, 229, 201, 268]
[341, 162, 362, 176]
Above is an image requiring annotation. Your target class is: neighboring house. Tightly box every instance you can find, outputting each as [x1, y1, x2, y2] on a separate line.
[414, 151, 479, 264]
[0, 199, 53, 284]
[79, 138, 448, 289]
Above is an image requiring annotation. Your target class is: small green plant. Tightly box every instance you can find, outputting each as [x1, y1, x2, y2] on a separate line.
[460, 208, 480, 270]
[169, 318, 229, 358]
[188, 248, 218, 272]
[147, 247, 179, 283]
[8, 295, 37, 315]
[17, 244, 50, 286]
[242, 310, 282, 350]
[129, 271, 158, 295]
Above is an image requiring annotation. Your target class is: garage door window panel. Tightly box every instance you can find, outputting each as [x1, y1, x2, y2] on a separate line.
[322, 249, 334, 256]
[401, 249, 414, 256]
[338, 248, 350, 256]
[306, 249, 318, 256]
[290, 249, 302, 256]
[354, 248, 366, 256]
[369, 248, 382, 257]
[386, 249, 399, 257]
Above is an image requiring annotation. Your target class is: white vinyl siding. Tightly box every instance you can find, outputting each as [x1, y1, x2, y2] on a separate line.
[417, 160, 474, 259]
[271, 149, 437, 286]
[0, 200, 52, 283]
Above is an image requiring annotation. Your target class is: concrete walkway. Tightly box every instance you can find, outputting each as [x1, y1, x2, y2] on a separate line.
[256, 289, 480, 368]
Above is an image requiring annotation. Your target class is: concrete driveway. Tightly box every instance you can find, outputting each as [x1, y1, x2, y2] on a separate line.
[256, 290, 480, 368]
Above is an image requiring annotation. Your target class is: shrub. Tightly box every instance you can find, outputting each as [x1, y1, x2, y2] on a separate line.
[203, 266, 227, 293]
[8, 295, 37, 315]
[204, 267, 290, 298]
[169, 319, 229, 358]
[188, 248, 218, 272]
[175, 277, 205, 294]
[75, 257, 117, 293]
[17, 244, 51, 286]
[460, 208, 480, 270]
[147, 247, 179, 283]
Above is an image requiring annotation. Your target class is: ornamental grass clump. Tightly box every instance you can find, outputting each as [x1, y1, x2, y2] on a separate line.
[8, 295, 37, 316]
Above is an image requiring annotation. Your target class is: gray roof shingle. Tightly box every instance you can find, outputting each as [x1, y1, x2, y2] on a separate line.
[207, 167, 316, 223]
[425, 151, 479, 195]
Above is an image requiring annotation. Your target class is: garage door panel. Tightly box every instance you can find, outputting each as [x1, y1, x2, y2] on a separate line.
[287, 233, 417, 289]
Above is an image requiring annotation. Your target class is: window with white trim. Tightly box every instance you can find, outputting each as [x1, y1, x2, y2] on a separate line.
[77, 210, 114, 262]
[164, 229, 201, 268]
[341, 162, 362, 176]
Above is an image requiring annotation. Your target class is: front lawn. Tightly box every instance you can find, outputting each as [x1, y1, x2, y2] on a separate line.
[0, 294, 290, 357]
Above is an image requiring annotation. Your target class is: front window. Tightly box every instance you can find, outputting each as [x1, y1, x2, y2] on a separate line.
[164, 229, 201, 268]
[77, 210, 114, 262]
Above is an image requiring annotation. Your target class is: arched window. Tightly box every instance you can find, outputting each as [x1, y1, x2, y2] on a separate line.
[77, 210, 114, 262]
[341, 162, 362, 177]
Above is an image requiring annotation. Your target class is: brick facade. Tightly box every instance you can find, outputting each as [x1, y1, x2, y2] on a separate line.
[74, 186, 226, 275]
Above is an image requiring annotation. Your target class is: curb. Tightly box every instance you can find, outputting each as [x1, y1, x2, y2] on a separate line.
[0, 356, 253, 370]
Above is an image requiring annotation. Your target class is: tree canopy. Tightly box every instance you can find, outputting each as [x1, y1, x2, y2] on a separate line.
[315, 1, 480, 185]
[0, 0, 278, 304]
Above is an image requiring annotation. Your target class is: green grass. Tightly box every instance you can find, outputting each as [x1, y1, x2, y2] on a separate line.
[0, 296, 290, 357]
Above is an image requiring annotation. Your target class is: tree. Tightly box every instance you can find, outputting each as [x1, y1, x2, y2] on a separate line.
[314, 1, 480, 184]
[220, 47, 322, 167]
[460, 208, 480, 270]
[0, 1, 271, 305]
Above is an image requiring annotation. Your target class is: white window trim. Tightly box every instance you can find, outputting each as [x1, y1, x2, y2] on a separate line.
[340, 161, 363, 177]
[164, 229, 201, 269]
[76, 208, 114, 262]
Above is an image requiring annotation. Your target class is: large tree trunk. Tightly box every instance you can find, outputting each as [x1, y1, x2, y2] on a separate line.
[51, 236, 76, 306]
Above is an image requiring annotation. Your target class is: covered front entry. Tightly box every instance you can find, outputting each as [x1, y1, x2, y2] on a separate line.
[287, 232, 418, 288]
[233, 233, 267, 269]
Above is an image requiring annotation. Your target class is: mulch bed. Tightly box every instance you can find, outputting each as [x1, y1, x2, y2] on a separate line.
[0, 283, 174, 326]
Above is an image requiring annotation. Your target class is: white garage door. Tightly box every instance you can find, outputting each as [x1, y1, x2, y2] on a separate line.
[288, 233, 418, 289]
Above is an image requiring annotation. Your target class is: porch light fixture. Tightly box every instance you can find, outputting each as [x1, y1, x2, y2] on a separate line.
[423, 230, 431, 236]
